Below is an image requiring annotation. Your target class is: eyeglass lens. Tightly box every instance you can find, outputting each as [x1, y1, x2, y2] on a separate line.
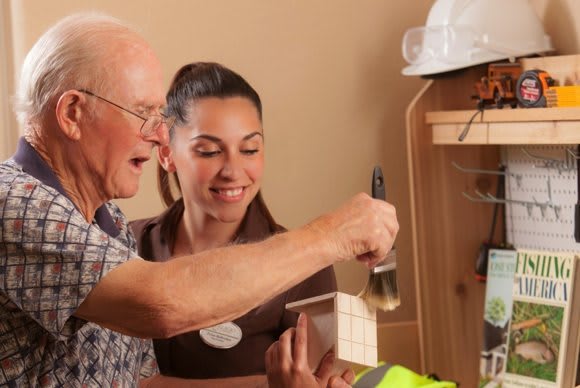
[141, 115, 176, 137]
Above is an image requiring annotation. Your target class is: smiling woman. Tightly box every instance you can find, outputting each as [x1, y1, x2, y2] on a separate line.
[129, 62, 338, 380]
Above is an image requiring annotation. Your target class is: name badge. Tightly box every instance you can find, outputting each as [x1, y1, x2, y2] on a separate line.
[199, 321, 242, 349]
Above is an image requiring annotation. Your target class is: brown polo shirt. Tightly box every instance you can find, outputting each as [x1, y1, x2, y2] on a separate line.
[130, 198, 337, 378]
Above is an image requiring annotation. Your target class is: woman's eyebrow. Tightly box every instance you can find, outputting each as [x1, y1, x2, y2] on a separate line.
[243, 131, 264, 141]
[190, 132, 264, 142]
[190, 134, 222, 143]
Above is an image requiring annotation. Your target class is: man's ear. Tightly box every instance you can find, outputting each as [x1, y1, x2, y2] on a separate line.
[157, 145, 176, 173]
[55, 90, 86, 141]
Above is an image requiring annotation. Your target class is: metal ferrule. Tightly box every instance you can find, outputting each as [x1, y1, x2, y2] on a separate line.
[372, 248, 397, 274]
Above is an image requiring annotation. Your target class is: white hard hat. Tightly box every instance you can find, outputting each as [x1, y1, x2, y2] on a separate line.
[401, 0, 553, 76]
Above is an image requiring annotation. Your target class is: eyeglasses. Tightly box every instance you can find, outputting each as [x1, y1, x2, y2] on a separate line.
[77, 89, 176, 136]
[402, 26, 480, 65]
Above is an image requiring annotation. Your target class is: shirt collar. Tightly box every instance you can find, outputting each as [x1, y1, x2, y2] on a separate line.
[12, 137, 120, 237]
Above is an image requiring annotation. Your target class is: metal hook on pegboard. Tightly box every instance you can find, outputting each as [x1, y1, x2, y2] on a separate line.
[461, 191, 559, 219]
[566, 148, 580, 160]
[521, 147, 576, 174]
[451, 161, 523, 188]
[531, 177, 562, 220]
[461, 177, 561, 220]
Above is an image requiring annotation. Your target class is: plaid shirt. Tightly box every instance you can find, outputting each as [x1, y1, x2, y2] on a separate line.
[0, 139, 157, 387]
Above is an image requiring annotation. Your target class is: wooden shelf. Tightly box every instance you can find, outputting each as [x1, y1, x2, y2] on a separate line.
[427, 107, 580, 123]
[427, 107, 580, 145]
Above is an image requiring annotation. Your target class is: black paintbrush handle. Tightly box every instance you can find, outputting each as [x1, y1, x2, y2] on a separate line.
[372, 166, 386, 201]
[372, 165, 396, 271]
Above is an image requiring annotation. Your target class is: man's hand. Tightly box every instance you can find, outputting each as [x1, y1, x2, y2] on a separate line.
[307, 193, 398, 269]
[265, 313, 355, 388]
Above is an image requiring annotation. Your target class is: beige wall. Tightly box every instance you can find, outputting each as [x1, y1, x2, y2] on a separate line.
[531, 0, 580, 55]
[0, 2, 17, 161]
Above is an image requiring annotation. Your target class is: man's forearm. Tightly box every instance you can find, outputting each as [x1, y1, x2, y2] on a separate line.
[77, 193, 397, 339]
[78, 225, 333, 338]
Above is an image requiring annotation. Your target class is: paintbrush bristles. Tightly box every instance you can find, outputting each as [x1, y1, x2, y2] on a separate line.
[359, 266, 400, 312]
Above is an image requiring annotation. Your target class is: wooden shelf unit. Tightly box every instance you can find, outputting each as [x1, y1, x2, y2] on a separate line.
[428, 107, 580, 145]
[405, 55, 580, 386]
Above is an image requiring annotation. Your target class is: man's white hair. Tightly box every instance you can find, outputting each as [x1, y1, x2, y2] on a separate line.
[13, 12, 141, 130]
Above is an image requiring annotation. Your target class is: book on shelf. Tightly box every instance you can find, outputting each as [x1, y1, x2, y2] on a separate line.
[479, 248, 517, 388]
[503, 250, 580, 388]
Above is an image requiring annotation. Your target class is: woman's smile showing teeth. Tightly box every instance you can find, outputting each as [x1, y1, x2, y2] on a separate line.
[211, 187, 245, 202]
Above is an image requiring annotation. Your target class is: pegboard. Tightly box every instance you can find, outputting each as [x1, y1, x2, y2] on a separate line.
[503, 144, 580, 252]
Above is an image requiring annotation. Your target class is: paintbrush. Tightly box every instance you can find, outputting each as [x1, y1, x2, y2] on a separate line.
[358, 166, 400, 311]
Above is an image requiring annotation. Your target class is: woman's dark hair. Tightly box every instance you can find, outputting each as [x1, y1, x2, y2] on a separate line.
[158, 62, 277, 230]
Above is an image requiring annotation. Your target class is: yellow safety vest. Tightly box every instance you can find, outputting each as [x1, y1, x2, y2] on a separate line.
[355, 363, 457, 388]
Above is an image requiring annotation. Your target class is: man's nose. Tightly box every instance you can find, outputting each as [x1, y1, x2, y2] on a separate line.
[143, 122, 170, 146]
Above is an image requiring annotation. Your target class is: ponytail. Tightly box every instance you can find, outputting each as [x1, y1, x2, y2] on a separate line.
[157, 163, 182, 208]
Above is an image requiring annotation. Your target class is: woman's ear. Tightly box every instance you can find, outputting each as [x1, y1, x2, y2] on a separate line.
[157, 145, 176, 173]
[55, 90, 84, 141]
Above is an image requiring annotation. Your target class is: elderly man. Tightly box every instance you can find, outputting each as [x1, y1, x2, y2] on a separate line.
[0, 13, 398, 387]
